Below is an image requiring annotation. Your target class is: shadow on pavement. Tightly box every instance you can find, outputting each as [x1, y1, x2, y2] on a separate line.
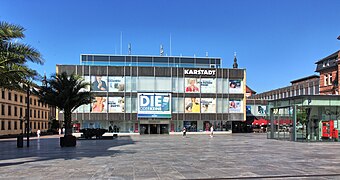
[0, 136, 136, 167]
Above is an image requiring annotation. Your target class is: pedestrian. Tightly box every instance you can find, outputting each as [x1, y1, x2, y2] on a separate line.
[62, 128, 65, 134]
[182, 127, 186, 137]
[37, 129, 41, 138]
[210, 125, 214, 138]
[58, 128, 61, 135]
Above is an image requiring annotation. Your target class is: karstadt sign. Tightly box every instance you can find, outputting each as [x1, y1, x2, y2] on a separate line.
[184, 69, 216, 76]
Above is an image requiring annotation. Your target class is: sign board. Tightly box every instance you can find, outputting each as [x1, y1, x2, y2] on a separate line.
[184, 69, 216, 76]
[137, 93, 171, 118]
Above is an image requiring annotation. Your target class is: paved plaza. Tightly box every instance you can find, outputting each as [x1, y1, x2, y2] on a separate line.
[1, 134, 340, 179]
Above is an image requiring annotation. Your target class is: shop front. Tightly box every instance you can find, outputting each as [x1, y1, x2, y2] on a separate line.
[268, 95, 340, 142]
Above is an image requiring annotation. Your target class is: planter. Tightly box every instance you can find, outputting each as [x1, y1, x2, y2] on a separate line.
[60, 135, 77, 147]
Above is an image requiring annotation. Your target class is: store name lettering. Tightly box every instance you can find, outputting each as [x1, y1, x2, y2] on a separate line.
[184, 69, 216, 76]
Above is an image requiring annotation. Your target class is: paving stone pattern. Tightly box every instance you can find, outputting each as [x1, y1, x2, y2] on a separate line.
[0, 134, 340, 180]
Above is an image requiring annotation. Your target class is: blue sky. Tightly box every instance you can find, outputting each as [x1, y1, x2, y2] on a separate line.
[1, 0, 340, 93]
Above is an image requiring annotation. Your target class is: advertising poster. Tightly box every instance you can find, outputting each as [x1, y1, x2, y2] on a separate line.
[229, 99, 242, 113]
[91, 97, 107, 113]
[108, 97, 125, 113]
[108, 76, 125, 92]
[246, 105, 252, 115]
[185, 97, 200, 113]
[199, 78, 216, 93]
[76, 104, 91, 113]
[201, 98, 216, 113]
[91, 76, 108, 91]
[185, 78, 200, 93]
[137, 93, 171, 118]
[229, 80, 242, 93]
[257, 106, 267, 115]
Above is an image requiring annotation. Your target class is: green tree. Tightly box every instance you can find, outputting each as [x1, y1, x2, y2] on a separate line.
[0, 21, 44, 89]
[39, 72, 93, 146]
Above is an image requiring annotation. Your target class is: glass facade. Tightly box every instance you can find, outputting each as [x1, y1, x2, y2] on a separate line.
[268, 95, 340, 142]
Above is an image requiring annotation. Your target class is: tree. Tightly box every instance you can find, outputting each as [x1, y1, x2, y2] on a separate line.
[39, 72, 93, 146]
[0, 21, 44, 89]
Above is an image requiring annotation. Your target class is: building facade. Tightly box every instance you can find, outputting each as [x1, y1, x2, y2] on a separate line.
[57, 55, 246, 134]
[252, 75, 319, 100]
[0, 89, 50, 136]
[315, 50, 340, 95]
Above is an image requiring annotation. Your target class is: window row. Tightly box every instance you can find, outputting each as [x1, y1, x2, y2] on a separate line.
[0, 104, 48, 119]
[0, 120, 48, 131]
[1, 90, 48, 108]
[256, 85, 319, 100]
[80, 76, 244, 94]
[75, 97, 244, 114]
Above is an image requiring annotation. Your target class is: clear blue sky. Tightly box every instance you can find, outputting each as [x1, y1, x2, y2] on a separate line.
[1, 0, 340, 93]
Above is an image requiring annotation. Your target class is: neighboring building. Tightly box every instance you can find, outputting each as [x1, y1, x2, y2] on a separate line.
[252, 75, 319, 100]
[57, 54, 246, 134]
[0, 89, 49, 136]
[246, 85, 256, 98]
[315, 50, 340, 95]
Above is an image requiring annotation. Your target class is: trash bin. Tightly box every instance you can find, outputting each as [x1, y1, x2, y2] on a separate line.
[17, 134, 23, 148]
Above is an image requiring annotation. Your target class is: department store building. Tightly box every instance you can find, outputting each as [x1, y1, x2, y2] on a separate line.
[56, 54, 246, 134]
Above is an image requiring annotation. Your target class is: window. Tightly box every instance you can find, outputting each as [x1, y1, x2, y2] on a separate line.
[329, 74, 332, 85]
[38, 101, 40, 107]
[14, 94, 17, 102]
[45, 112, 47, 119]
[30, 109, 32, 118]
[30, 98, 32, 105]
[20, 108, 23, 117]
[8, 121, 11, 130]
[20, 95, 23, 103]
[14, 121, 17, 130]
[41, 111, 44, 119]
[1, 105, 4, 115]
[1, 90, 4, 99]
[34, 99, 36, 106]
[14, 107, 17, 116]
[38, 110, 40, 118]
[8, 106, 11, 116]
[324, 74, 328, 86]
[8, 92, 11, 100]
[34, 110, 36, 118]
[20, 120, 22, 129]
[34, 122, 36, 129]
[38, 122, 40, 129]
[1, 121, 4, 130]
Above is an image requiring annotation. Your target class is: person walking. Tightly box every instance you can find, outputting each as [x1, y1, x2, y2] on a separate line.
[37, 129, 41, 138]
[58, 128, 61, 135]
[210, 125, 214, 138]
[183, 127, 186, 137]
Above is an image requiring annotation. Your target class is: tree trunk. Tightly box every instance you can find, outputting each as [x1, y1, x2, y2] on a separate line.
[64, 110, 73, 136]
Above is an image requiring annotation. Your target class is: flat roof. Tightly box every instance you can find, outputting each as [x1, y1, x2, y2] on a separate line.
[81, 54, 222, 59]
[290, 75, 319, 84]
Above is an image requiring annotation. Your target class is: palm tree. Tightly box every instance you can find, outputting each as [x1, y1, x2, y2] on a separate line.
[39, 72, 93, 146]
[0, 21, 44, 89]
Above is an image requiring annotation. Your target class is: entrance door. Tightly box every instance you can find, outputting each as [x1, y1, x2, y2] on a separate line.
[140, 124, 149, 134]
[160, 124, 168, 134]
[150, 124, 158, 134]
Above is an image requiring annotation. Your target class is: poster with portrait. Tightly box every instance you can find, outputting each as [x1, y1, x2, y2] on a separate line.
[200, 98, 216, 113]
[257, 106, 267, 115]
[108, 76, 125, 92]
[185, 97, 200, 113]
[228, 80, 242, 93]
[246, 105, 252, 115]
[185, 78, 200, 93]
[91, 97, 107, 113]
[199, 78, 216, 93]
[108, 97, 125, 113]
[229, 99, 242, 113]
[91, 76, 108, 91]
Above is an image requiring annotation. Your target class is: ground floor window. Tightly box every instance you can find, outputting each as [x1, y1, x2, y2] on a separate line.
[184, 121, 197, 132]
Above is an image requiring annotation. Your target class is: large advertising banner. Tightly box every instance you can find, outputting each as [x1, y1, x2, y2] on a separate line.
[201, 98, 216, 113]
[199, 78, 216, 93]
[229, 99, 242, 113]
[91, 97, 107, 113]
[137, 93, 171, 118]
[185, 78, 200, 93]
[108, 76, 125, 92]
[91, 76, 108, 91]
[185, 97, 200, 113]
[229, 80, 242, 93]
[108, 97, 125, 113]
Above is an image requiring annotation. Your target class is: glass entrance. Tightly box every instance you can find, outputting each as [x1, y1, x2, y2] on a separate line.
[140, 124, 169, 134]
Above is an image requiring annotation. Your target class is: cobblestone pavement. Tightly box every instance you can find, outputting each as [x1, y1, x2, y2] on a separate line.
[1, 134, 340, 180]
